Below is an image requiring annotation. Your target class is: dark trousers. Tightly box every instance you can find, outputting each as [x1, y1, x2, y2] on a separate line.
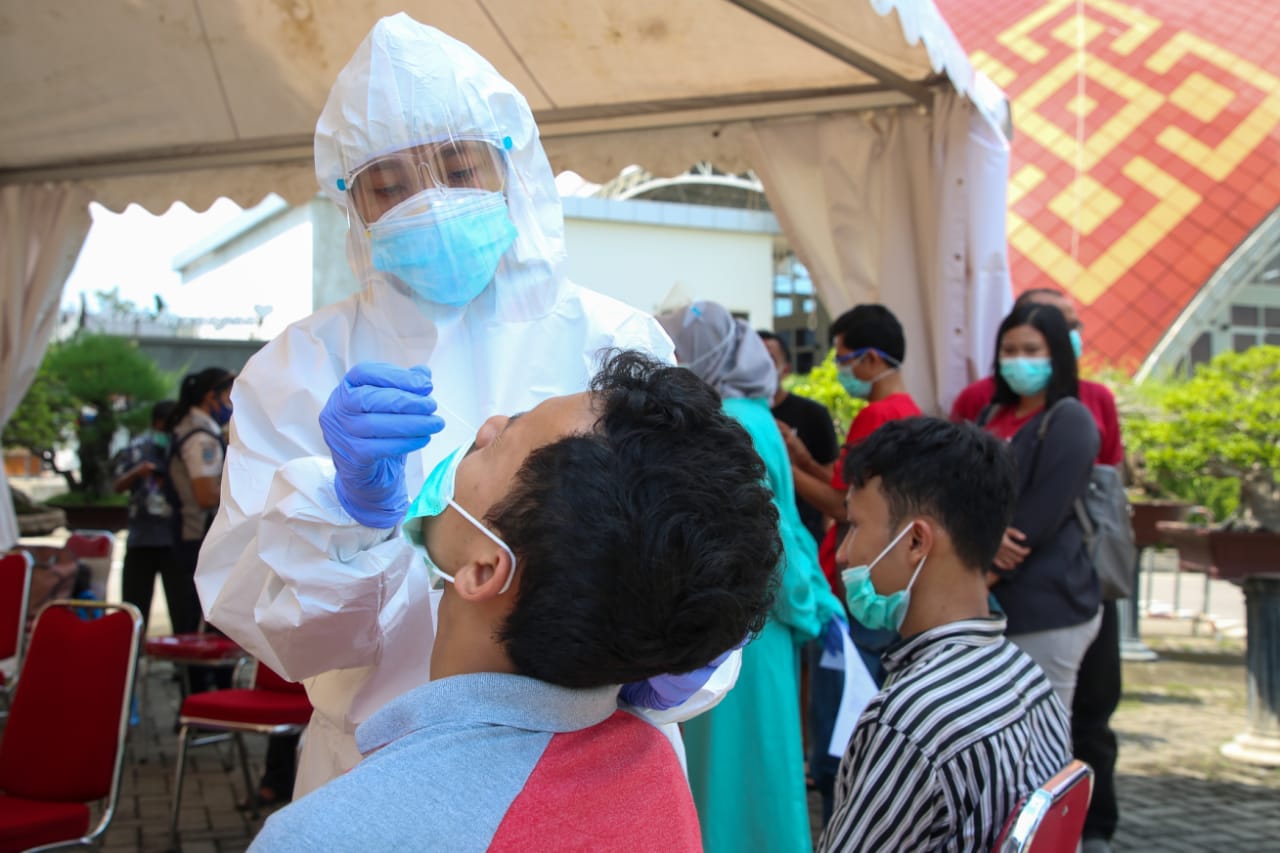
[120, 543, 193, 634]
[806, 641, 843, 825]
[1072, 600, 1120, 841]
[167, 539, 207, 635]
[172, 538, 229, 693]
[260, 733, 301, 800]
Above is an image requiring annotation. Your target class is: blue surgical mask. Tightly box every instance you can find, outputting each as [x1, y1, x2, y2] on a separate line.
[841, 523, 927, 632]
[406, 444, 517, 594]
[1069, 329, 1083, 359]
[370, 189, 517, 306]
[837, 366, 872, 399]
[152, 432, 170, 451]
[1000, 357, 1054, 397]
[212, 402, 233, 426]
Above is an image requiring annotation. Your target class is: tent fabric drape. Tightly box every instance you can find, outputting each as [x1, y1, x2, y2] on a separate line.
[745, 91, 1011, 415]
[0, 183, 91, 549]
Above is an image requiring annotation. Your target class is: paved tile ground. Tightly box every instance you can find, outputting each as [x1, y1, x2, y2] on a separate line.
[10, 527, 1278, 851]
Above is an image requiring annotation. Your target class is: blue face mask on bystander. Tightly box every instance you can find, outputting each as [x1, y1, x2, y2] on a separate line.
[1000, 358, 1053, 397]
[841, 522, 927, 632]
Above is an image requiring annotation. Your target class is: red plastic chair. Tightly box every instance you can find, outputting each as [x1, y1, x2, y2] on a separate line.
[995, 760, 1094, 852]
[0, 552, 33, 709]
[170, 660, 312, 847]
[64, 530, 115, 601]
[0, 599, 143, 853]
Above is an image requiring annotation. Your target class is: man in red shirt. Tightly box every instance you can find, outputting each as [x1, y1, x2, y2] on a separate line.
[950, 286, 1124, 853]
[785, 304, 921, 822]
[789, 305, 923, 596]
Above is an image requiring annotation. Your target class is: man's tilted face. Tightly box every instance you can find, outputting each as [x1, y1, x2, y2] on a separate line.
[421, 392, 597, 579]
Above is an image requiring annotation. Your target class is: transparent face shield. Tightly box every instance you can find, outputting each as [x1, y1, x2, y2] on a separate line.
[339, 135, 511, 228]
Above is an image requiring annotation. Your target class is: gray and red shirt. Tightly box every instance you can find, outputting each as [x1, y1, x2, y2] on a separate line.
[251, 672, 701, 852]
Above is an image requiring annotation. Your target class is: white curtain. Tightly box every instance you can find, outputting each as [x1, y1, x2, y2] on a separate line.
[0, 184, 91, 549]
[745, 91, 1012, 415]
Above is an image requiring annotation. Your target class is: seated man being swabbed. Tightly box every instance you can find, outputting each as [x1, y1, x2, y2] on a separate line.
[250, 350, 779, 852]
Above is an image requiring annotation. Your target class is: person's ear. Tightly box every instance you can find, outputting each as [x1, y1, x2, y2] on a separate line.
[909, 519, 935, 562]
[453, 545, 516, 603]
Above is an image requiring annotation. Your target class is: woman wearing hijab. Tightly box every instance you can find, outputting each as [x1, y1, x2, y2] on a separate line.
[658, 301, 844, 853]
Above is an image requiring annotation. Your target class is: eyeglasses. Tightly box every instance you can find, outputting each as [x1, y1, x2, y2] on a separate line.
[834, 347, 900, 367]
[834, 348, 873, 366]
[340, 136, 509, 227]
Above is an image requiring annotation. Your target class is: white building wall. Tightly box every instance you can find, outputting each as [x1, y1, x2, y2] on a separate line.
[564, 218, 774, 326]
[176, 204, 316, 341]
[562, 197, 779, 328]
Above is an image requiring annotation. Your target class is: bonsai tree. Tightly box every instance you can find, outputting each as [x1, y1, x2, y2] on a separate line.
[1125, 345, 1279, 532]
[5, 334, 171, 501]
[2, 358, 79, 489]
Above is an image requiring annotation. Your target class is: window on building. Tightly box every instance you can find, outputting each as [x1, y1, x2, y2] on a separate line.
[771, 251, 829, 375]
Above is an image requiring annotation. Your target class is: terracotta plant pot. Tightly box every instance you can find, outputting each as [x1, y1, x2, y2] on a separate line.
[1208, 529, 1280, 582]
[58, 503, 130, 533]
[1131, 500, 1193, 550]
[1153, 520, 1215, 576]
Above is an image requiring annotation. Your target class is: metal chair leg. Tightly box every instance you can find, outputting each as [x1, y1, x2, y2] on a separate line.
[234, 731, 260, 820]
[170, 725, 191, 851]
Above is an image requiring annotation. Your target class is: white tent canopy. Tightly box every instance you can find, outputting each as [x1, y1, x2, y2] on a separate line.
[0, 0, 1012, 547]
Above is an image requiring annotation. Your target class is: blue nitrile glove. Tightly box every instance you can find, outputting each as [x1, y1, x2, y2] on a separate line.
[319, 362, 445, 529]
[619, 645, 739, 711]
[821, 615, 848, 656]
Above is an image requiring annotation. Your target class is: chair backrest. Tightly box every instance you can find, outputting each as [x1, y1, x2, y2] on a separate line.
[65, 530, 115, 600]
[996, 760, 1093, 853]
[0, 600, 143, 805]
[0, 551, 33, 665]
[21, 545, 81, 624]
[253, 660, 308, 695]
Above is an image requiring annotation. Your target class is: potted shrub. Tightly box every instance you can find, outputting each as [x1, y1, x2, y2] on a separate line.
[4, 334, 171, 532]
[1124, 345, 1280, 766]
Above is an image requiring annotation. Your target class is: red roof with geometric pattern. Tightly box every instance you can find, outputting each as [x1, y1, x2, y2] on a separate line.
[937, 0, 1280, 370]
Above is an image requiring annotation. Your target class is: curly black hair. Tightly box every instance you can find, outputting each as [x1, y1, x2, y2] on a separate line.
[487, 349, 781, 689]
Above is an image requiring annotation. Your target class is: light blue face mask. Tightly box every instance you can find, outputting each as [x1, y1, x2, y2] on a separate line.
[1000, 357, 1054, 396]
[841, 522, 927, 632]
[406, 444, 518, 594]
[837, 366, 873, 399]
[1069, 329, 1083, 359]
[370, 189, 517, 306]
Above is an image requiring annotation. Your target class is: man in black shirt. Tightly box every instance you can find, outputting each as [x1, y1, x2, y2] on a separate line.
[758, 330, 838, 543]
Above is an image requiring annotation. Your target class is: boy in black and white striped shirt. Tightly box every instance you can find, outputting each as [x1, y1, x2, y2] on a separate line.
[818, 418, 1072, 852]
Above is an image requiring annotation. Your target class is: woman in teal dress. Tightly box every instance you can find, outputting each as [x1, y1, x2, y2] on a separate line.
[658, 301, 844, 853]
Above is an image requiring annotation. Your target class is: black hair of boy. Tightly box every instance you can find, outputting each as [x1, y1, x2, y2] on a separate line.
[828, 305, 906, 363]
[990, 302, 1079, 408]
[842, 417, 1016, 570]
[757, 329, 791, 365]
[488, 349, 781, 689]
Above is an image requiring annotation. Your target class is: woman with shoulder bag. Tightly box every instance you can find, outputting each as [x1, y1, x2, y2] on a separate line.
[979, 302, 1101, 714]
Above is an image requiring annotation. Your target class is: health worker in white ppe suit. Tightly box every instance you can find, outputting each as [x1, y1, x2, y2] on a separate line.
[196, 13, 738, 796]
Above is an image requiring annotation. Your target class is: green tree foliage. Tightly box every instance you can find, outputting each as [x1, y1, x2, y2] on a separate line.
[1124, 345, 1279, 530]
[19, 335, 172, 499]
[784, 350, 864, 437]
[2, 359, 78, 457]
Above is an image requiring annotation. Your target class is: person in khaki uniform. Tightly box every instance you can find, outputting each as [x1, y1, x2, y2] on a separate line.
[163, 367, 233, 636]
